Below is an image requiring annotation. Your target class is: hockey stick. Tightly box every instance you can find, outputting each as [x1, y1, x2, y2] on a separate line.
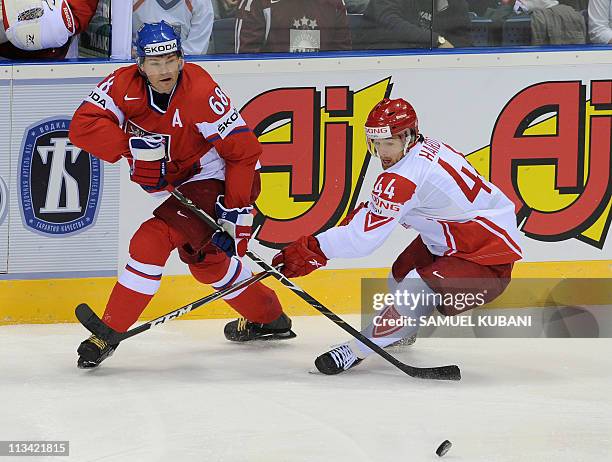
[170, 188, 461, 381]
[75, 269, 273, 345]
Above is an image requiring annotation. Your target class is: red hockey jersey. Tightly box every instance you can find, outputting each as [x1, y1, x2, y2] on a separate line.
[69, 62, 262, 208]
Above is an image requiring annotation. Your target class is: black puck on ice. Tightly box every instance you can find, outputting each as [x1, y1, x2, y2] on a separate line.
[436, 440, 452, 457]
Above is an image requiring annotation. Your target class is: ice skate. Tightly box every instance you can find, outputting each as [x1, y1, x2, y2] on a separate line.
[77, 335, 118, 369]
[314, 343, 363, 375]
[224, 312, 296, 342]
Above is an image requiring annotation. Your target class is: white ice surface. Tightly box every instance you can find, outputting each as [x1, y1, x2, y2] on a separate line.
[1, 315, 611, 462]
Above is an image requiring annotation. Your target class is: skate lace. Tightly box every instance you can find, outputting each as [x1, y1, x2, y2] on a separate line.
[237, 317, 248, 332]
[88, 335, 108, 350]
[329, 344, 358, 370]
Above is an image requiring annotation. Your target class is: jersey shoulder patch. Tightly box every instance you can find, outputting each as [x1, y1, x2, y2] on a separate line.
[194, 81, 249, 141]
[84, 66, 137, 123]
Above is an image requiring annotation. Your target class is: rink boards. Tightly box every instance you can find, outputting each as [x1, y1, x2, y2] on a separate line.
[1, 50, 611, 323]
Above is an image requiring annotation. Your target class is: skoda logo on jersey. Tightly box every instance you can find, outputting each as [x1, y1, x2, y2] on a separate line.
[19, 117, 102, 236]
[0, 175, 7, 226]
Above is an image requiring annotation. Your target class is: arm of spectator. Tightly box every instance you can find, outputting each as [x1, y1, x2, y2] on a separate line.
[589, 0, 612, 44]
[372, 0, 436, 45]
[69, 0, 100, 34]
[183, 0, 215, 54]
[235, 0, 267, 53]
[332, 0, 353, 50]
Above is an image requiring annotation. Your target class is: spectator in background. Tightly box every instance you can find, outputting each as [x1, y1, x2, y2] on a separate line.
[512, 0, 585, 44]
[235, 0, 352, 53]
[133, 0, 214, 55]
[589, 0, 612, 43]
[213, 0, 239, 18]
[0, 0, 99, 59]
[359, 0, 472, 49]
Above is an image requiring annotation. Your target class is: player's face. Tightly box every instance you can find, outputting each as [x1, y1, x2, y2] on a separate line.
[372, 137, 405, 170]
[140, 53, 183, 94]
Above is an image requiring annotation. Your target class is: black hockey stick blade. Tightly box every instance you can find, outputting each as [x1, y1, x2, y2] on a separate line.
[399, 364, 461, 381]
[75, 303, 122, 344]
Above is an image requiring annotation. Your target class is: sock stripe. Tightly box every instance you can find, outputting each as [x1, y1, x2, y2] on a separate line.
[125, 265, 162, 280]
[119, 268, 162, 296]
[126, 258, 164, 277]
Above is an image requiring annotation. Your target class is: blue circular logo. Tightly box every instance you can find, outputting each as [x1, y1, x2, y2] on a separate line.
[19, 117, 101, 236]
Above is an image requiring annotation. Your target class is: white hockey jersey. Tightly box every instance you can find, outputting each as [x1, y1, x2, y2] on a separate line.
[132, 0, 214, 55]
[317, 137, 523, 266]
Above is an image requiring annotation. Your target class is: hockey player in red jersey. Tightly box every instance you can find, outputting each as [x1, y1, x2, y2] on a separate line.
[272, 98, 523, 374]
[0, 0, 98, 59]
[69, 21, 295, 369]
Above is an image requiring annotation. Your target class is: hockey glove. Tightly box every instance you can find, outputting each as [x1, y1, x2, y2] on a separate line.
[128, 135, 168, 192]
[272, 235, 328, 278]
[213, 195, 253, 258]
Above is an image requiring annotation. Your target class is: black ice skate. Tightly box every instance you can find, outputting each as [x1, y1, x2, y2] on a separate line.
[224, 313, 296, 342]
[315, 343, 363, 375]
[77, 335, 118, 369]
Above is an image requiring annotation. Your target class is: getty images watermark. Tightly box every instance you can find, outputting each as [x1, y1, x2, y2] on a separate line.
[361, 278, 611, 339]
[370, 288, 532, 329]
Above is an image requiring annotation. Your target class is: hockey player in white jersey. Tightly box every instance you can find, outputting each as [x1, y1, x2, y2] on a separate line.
[132, 0, 214, 55]
[272, 98, 523, 374]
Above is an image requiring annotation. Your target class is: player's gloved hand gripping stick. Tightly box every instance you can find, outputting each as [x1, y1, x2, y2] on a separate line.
[75, 191, 266, 342]
[169, 188, 461, 381]
[211, 195, 254, 258]
[128, 135, 169, 192]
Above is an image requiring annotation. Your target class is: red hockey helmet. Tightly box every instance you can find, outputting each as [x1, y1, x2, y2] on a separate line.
[365, 98, 419, 157]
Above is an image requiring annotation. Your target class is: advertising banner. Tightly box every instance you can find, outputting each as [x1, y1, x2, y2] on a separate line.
[8, 67, 120, 276]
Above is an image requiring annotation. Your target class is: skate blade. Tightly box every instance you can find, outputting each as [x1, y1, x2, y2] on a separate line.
[77, 360, 101, 369]
[257, 329, 297, 341]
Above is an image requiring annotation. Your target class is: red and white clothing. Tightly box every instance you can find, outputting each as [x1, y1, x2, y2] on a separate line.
[317, 136, 522, 357]
[69, 63, 282, 333]
[0, 0, 98, 59]
[69, 62, 260, 209]
[235, 0, 352, 53]
[317, 136, 522, 266]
